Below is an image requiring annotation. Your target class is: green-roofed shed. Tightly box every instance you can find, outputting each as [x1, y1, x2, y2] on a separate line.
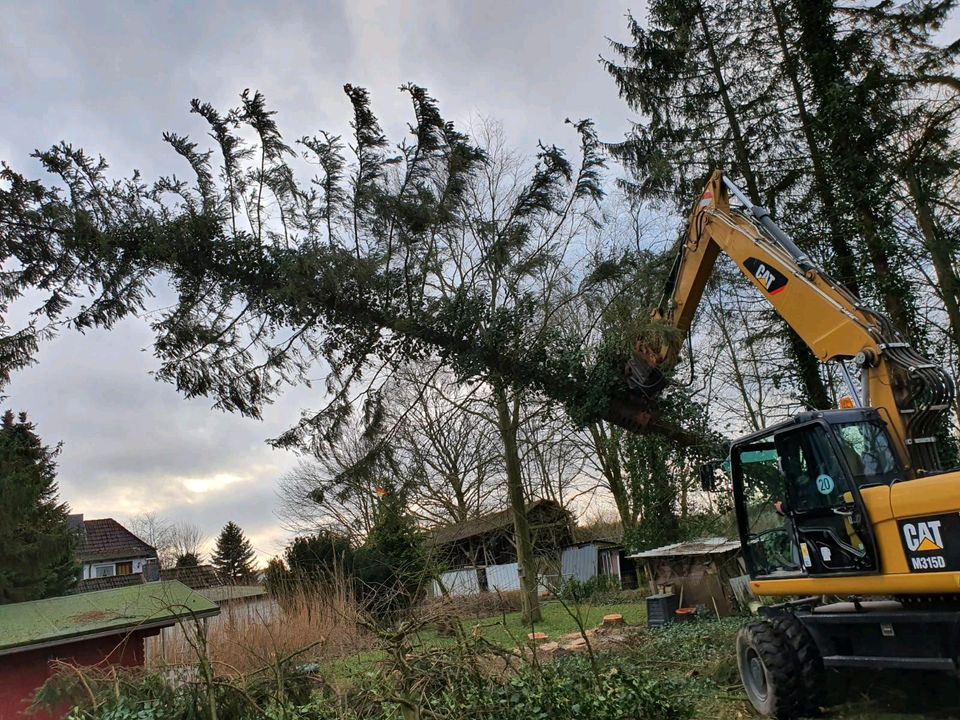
[0, 581, 218, 719]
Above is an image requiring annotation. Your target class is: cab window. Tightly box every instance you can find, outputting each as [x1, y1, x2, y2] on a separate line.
[774, 423, 877, 574]
[776, 425, 851, 513]
[834, 421, 901, 487]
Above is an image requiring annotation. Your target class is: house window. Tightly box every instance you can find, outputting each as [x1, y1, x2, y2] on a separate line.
[116, 561, 133, 576]
[94, 564, 115, 578]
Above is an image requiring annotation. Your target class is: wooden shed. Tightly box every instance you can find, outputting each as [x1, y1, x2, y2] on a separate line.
[629, 538, 743, 617]
[429, 499, 573, 597]
[0, 581, 218, 719]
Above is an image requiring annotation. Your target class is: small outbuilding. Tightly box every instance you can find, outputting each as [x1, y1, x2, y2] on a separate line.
[560, 540, 638, 589]
[429, 500, 573, 597]
[147, 566, 275, 664]
[629, 537, 743, 617]
[0, 581, 218, 719]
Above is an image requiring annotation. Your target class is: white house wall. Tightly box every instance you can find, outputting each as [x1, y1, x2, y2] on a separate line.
[81, 556, 153, 579]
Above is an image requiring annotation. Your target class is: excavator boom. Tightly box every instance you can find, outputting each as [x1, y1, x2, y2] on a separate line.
[624, 170, 954, 477]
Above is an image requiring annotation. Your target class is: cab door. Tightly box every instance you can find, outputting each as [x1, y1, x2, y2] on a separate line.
[773, 423, 878, 575]
[731, 437, 803, 578]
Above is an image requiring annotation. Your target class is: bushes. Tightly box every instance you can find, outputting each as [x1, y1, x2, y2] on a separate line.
[555, 574, 622, 605]
[41, 661, 333, 720]
[285, 531, 354, 583]
[515, 658, 691, 720]
[271, 495, 428, 622]
[406, 655, 692, 720]
[352, 491, 427, 619]
[46, 649, 693, 720]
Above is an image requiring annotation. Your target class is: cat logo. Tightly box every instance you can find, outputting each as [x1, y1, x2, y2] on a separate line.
[743, 258, 788, 295]
[902, 520, 944, 552]
[899, 513, 960, 572]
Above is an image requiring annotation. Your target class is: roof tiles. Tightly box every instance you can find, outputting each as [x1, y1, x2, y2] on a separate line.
[77, 518, 157, 563]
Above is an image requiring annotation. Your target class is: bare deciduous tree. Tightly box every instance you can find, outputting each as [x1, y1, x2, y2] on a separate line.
[127, 512, 175, 568]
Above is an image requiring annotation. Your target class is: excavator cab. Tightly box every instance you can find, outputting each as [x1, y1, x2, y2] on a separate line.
[730, 409, 902, 581]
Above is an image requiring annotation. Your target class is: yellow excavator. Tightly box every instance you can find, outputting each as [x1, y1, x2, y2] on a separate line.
[613, 171, 960, 717]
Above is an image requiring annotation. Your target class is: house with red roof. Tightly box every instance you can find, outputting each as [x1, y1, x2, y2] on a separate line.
[70, 515, 159, 586]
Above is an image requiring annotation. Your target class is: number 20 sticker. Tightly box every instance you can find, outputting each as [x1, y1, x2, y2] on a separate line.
[816, 474, 835, 494]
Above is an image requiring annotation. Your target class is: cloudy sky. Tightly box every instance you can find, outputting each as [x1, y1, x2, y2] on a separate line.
[1, 1, 641, 563]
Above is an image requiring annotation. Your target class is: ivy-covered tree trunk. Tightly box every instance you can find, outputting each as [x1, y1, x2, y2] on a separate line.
[794, 0, 920, 339]
[903, 167, 960, 357]
[623, 433, 680, 552]
[768, 0, 860, 296]
[694, 0, 761, 202]
[493, 384, 541, 625]
[588, 421, 636, 531]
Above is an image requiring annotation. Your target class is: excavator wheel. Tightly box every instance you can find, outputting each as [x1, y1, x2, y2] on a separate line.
[770, 613, 823, 715]
[736, 620, 806, 718]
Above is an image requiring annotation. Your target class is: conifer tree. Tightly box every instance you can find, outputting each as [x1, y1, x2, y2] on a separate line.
[603, 0, 960, 416]
[603, 0, 834, 411]
[0, 410, 78, 603]
[352, 487, 425, 619]
[284, 530, 353, 583]
[211, 521, 256, 582]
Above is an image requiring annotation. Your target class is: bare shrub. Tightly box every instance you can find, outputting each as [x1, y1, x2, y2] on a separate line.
[148, 582, 370, 674]
[420, 590, 524, 635]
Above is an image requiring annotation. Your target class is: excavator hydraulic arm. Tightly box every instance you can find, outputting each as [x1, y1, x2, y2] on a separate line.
[613, 170, 954, 477]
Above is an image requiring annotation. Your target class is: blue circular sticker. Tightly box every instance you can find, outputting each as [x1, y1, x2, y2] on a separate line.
[816, 474, 835, 495]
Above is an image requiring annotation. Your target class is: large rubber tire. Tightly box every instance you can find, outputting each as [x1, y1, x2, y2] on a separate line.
[770, 613, 823, 715]
[736, 620, 805, 719]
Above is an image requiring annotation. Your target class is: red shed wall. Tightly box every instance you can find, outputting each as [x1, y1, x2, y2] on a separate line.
[0, 629, 156, 720]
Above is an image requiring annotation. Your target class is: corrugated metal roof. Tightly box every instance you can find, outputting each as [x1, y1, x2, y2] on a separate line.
[429, 499, 564, 546]
[629, 537, 741, 559]
[564, 539, 622, 550]
[0, 580, 218, 654]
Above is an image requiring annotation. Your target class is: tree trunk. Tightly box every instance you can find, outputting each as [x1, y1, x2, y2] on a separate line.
[697, 1, 832, 409]
[793, 0, 917, 339]
[588, 422, 634, 530]
[712, 299, 763, 430]
[769, 0, 860, 295]
[903, 167, 960, 354]
[786, 326, 832, 409]
[695, 1, 761, 203]
[858, 206, 916, 337]
[903, 166, 960, 424]
[493, 384, 542, 624]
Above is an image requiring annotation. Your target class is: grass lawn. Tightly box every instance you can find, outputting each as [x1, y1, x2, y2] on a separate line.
[417, 599, 647, 648]
[324, 599, 646, 686]
[321, 597, 960, 719]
